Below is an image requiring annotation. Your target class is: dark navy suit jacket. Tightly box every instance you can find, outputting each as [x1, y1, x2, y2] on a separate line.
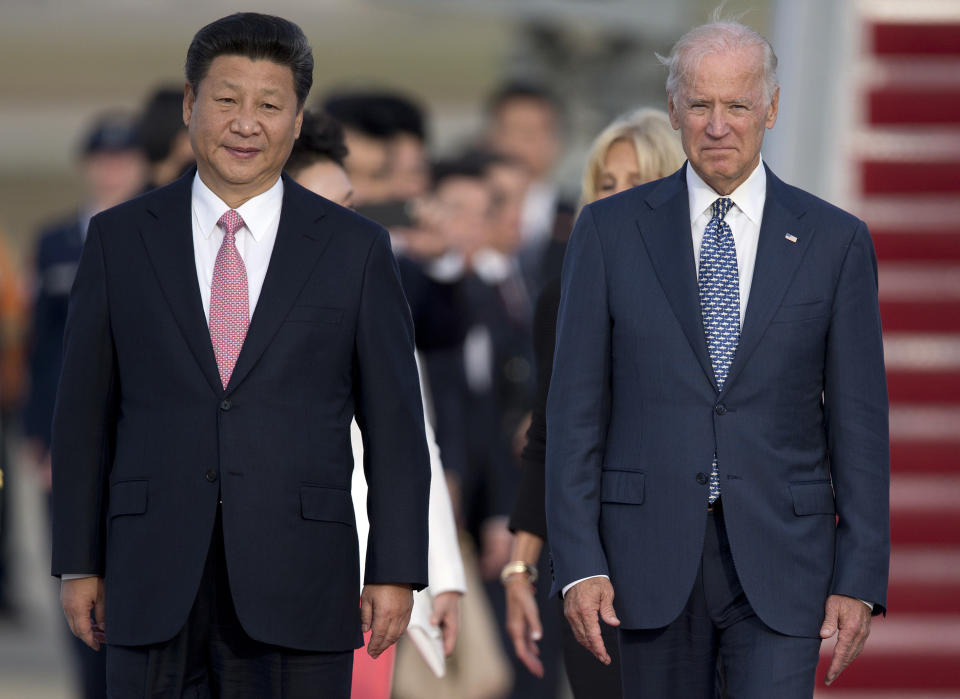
[545, 164, 889, 638]
[50, 171, 431, 651]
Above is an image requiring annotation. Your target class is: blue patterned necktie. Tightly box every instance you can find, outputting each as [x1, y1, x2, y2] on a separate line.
[698, 197, 739, 503]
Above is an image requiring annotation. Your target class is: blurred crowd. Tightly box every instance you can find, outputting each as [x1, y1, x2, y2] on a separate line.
[0, 76, 682, 699]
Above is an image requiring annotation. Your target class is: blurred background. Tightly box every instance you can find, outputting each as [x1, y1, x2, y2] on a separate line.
[0, 0, 958, 697]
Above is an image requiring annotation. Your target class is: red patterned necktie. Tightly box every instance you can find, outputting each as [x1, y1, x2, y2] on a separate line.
[210, 209, 249, 389]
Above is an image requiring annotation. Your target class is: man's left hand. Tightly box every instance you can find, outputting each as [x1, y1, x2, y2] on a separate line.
[360, 583, 414, 659]
[820, 594, 872, 685]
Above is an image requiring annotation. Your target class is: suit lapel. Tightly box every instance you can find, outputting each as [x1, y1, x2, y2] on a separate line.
[226, 175, 333, 392]
[139, 171, 224, 397]
[635, 167, 716, 388]
[721, 166, 813, 395]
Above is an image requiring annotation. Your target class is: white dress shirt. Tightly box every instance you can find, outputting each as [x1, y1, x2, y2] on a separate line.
[191, 172, 283, 322]
[687, 156, 766, 329]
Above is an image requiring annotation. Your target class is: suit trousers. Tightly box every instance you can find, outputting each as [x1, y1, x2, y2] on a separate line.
[558, 595, 621, 698]
[105, 507, 353, 699]
[618, 500, 821, 699]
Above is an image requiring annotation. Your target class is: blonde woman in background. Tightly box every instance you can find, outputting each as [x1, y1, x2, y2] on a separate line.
[503, 108, 685, 698]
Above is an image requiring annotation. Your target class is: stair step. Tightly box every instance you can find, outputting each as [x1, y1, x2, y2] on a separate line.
[888, 547, 960, 614]
[860, 196, 960, 234]
[881, 301, 960, 332]
[888, 371, 960, 403]
[872, 23, 960, 57]
[816, 615, 960, 689]
[879, 264, 960, 301]
[892, 441, 960, 474]
[886, 334, 960, 370]
[862, 160, 960, 193]
[891, 475, 960, 545]
[872, 230, 960, 261]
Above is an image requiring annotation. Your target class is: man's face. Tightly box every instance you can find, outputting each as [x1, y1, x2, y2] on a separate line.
[82, 150, 148, 212]
[295, 160, 354, 209]
[668, 47, 778, 195]
[385, 133, 429, 202]
[487, 161, 529, 253]
[434, 176, 493, 256]
[489, 98, 560, 180]
[342, 129, 391, 206]
[183, 55, 303, 207]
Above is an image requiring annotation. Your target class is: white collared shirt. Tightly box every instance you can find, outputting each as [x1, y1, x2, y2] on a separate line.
[191, 172, 284, 322]
[687, 156, 767, 328]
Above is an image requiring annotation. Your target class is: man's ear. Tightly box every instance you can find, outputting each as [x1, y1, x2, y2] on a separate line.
[294, 107, 304, 140]
[667, 92, 681, 130]
[183, 83, 195, 128]
[765, 87, 780, 130]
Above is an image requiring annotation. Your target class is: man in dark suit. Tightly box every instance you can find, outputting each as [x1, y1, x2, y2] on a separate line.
[546, 18, 889, 698]
[51, 14, 430, 698]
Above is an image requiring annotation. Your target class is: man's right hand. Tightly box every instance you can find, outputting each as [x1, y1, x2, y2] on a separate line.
[563, 576, 620, 665]
[61, 576, 105, 650]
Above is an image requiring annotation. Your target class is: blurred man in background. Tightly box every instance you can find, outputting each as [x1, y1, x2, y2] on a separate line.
[484, 82, 573, 294]
[22, 110, 146, 699]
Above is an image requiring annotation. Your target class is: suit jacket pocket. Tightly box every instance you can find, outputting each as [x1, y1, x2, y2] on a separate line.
[790, 481, 835, 515]
[771, 299, 831, 323]
[300, 484, 355, 526]
[600, 470, 645, 505]
[108, 479, 148, 518]
[285, 305, 343, 324]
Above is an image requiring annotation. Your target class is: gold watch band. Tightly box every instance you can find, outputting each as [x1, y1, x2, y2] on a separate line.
[500, 560, 538, 585]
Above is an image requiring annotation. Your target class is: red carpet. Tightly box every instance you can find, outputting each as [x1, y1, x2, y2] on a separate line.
[817, 12, 960, 695]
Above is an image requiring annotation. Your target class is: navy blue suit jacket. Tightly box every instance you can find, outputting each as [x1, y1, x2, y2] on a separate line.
[545, 164, 889, 638]
[50, 171, 431, 651]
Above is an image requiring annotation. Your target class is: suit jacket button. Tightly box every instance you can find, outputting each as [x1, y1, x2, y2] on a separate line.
[696, 472, 708, 485]
[220, 399, 232, 411]
[205, 470, 218, 483]
[715, 404, 727, 415]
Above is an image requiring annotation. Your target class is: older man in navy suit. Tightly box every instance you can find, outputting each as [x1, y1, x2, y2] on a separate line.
[51, 14, 429, 698]
[546, 18, 889, 698]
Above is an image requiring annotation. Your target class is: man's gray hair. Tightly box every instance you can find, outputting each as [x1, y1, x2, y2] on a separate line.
[657, 10, 779, 107]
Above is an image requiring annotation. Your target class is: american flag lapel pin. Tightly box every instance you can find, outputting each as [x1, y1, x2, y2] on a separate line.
[785, 233, 798, 243]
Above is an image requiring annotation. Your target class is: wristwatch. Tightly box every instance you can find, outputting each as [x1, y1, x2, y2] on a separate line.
[500, 560, 538, 585]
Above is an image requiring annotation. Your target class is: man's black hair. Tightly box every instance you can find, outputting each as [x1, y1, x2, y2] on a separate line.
[137, 87, 187, 164]
[285, 111, 349, 174]
[430, 152, 493, 190]
[322, 91, 426, 142]
[486, 79, 563, 118]
[185, 13, 314, 108]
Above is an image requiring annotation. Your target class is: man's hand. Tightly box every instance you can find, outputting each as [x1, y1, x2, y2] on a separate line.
[429, 591, 462, 657]
[820, 594, 872, 685]
[360, 583, 414, 659]
[61, 576, 105, 650]
[563, 577, 620, 665]
[505, 575, 544, 677]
